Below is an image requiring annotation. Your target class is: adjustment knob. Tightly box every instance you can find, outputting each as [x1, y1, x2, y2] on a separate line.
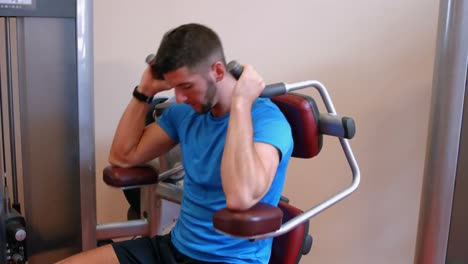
[6, 220, 26, 241]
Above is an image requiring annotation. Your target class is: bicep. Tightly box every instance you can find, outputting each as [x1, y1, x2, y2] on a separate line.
[131, 122, 178, 165]
[254, 142, 280, 192]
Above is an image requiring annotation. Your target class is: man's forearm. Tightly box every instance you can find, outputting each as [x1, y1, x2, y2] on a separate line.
[109, 98, 150, 166]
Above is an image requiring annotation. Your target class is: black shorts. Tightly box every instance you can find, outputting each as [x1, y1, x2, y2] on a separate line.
[111, 233, 222, 264]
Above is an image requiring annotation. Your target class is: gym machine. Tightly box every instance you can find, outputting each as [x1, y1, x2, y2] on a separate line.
[0, 0, 95, 263]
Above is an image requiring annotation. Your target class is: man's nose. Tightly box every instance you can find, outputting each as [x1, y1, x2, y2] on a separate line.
[175, 90, 187, 104]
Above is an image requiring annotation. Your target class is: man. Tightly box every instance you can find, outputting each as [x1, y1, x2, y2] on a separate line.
[59, 23, 293, 264]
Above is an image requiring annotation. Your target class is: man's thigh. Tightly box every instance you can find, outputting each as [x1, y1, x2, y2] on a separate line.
[56, 244, 119, 264]
[112, 234, 176, 264]
[112, 233, 224, 264]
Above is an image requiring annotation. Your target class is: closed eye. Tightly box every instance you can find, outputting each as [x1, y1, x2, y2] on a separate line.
[175, 83, 192, 90]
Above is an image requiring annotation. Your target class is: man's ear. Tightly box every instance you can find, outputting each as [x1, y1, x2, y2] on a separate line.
[211, 61, 225, 82]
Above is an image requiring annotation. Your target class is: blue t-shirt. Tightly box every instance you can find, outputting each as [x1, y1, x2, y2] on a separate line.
[157, 98, 293, 263]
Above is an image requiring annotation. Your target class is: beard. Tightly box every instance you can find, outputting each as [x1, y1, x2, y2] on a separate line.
[197, 79, 217, 114]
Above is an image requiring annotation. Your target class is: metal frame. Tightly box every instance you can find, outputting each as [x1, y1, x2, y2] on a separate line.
[76, 0, 96, 251]
[414, 0, 468, 263]
[0, 126, 5, 264]
[4, 17, 19, 207]
[0, 15, 8, 264]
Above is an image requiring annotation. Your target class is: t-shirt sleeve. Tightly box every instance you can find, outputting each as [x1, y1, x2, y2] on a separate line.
[252, 101, 293, 162]
[156, 105, 180, 143]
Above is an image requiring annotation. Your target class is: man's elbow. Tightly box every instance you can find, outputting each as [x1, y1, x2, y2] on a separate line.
[225, 193, 259, 211]
[108, 151, 134, 168]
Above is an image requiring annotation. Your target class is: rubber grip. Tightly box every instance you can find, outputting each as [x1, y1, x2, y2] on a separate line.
[227, 60, 243, 79]
[319, 113, 356, 139]
[145, 53, 163, 80]
[227, 60, 287, 98]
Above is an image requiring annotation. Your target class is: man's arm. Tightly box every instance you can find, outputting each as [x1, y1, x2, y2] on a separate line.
[221, 65, 280, 210]
[109, 66, 177, 168]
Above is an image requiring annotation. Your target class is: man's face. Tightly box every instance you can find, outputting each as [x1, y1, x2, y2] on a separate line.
[164, 66, 217, 114]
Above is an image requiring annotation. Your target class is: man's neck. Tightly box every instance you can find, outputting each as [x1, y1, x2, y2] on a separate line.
[210, 76, 237, 117]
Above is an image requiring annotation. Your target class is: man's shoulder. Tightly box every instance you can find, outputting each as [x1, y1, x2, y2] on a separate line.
[157, 103, 196, 132]
[252, 98, 277, 112]
[251, 98, 286, 119]
[162, 103, 194, 119]
[167, 102, 193, 112]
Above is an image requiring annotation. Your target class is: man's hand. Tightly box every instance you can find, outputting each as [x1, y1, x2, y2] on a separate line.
[137, 65, 172, 97]
[232, 64, 265, 105]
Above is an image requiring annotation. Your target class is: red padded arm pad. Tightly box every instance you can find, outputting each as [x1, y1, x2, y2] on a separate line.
[213, 203, 283, 237]
[103, 165, 159, 187]
[271, 93, 322, 158]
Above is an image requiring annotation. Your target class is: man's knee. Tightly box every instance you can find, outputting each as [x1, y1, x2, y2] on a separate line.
[55, 244, 119, 264]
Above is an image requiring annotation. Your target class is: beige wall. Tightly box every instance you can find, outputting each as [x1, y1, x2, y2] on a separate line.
[94, 1, 439, 263]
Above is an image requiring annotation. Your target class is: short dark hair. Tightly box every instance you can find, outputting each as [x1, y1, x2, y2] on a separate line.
[153, 23, 226, 75]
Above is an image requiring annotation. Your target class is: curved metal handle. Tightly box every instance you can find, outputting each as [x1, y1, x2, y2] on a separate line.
[249, 80, 361, 240]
